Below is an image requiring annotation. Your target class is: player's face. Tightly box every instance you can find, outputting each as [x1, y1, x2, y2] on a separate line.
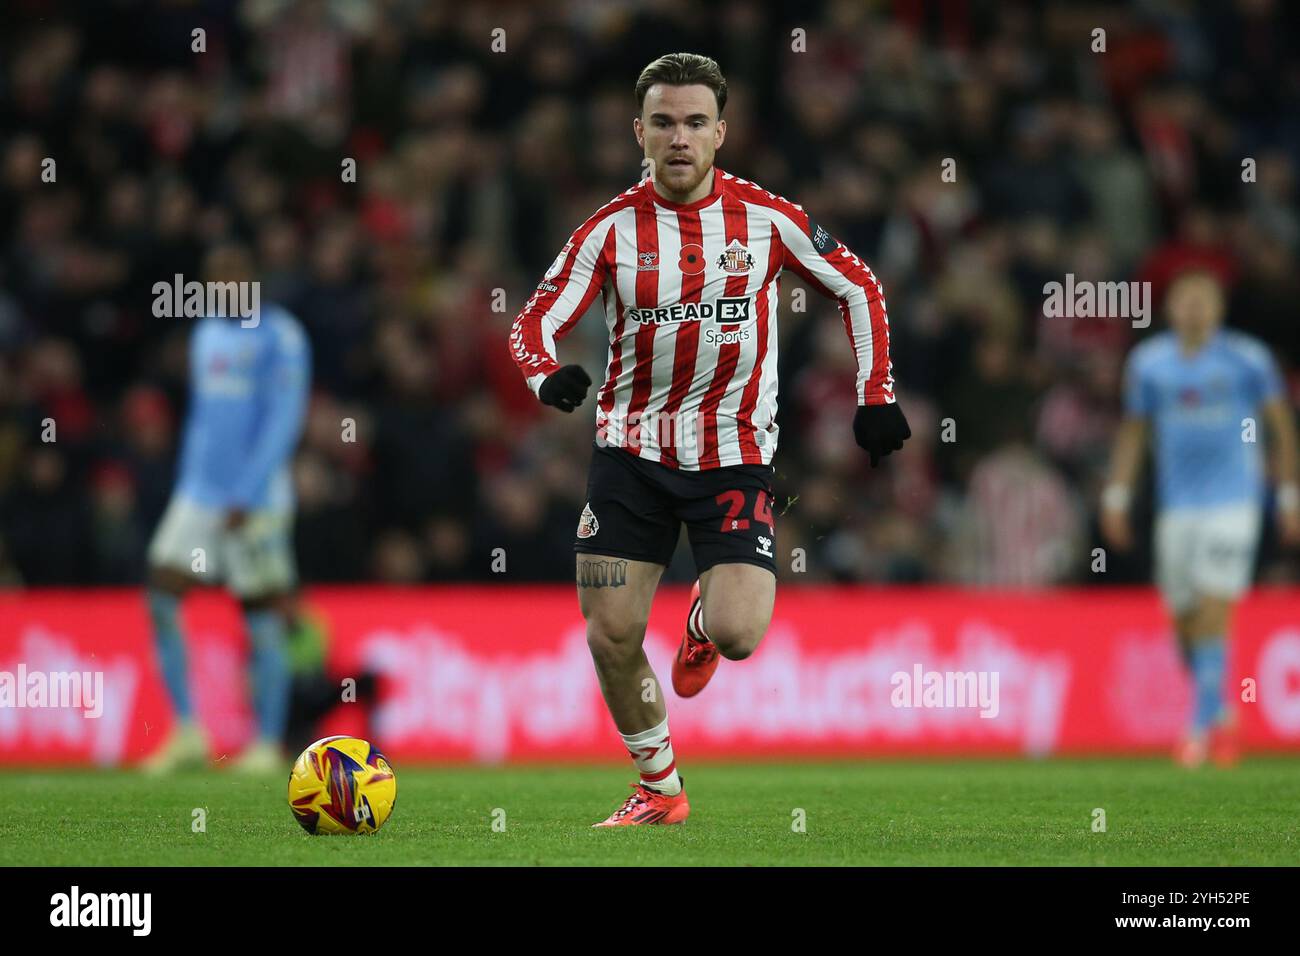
[634, 83, 726, 198]
[1166, 274, 1225, 343]
[203, 245, 254, 287]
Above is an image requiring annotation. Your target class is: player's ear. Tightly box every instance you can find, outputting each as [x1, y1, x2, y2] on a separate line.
[715, 118, 726, 150]
[633, 116, 644, 149]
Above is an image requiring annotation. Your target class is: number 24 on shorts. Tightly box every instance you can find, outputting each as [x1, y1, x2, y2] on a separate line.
[716, 489, 774, 533]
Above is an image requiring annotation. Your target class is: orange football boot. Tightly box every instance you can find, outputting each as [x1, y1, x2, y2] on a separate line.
[592, 782, 690, 827]
[1209, 721, 1240, 768]
[1174, 735, 1207, 769]
[672, 580, 719, 698]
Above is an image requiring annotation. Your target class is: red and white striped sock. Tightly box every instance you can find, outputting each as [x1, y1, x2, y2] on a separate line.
[620, 717, 681, 795]
[687, 596, 711, 644]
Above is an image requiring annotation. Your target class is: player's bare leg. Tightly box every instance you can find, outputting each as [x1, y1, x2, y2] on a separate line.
[578, 554, 689, 826]
[1171, 605, 1206, 768]
[1175, 595, 1235, 767]
[1193, 595, 1237, 767]
[1172, 609, 1197, 668]
[578, 555, 666, 729]
[228, 589, 295, 773]
[673, 562, 775, 697]
[142, 566, 210, 773]
[698, 562, 775, 658]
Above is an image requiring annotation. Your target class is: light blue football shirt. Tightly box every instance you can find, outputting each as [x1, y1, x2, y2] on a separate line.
[1124, 329, 1283, 510]
[174, 304, 311, 511]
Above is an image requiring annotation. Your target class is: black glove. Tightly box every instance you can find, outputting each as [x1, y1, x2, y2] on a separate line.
[538, 364, 592, 413]
[853, 402, 911, 467]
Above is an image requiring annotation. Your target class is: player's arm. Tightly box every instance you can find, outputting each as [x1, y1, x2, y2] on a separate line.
[1103, 347, 1154, 552]
[1240, 338, 1300, 545]
[1101, 416, 1148, 552]
[509, 219, 612, 413]
[768, 203, 909, 465]
[182, 320, 210, 447]
[1261, 396, 1300, 545]
[228, 320, 311, 520]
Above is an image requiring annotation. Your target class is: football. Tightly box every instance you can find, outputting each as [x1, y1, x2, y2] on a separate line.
[287, 736, 397, 835]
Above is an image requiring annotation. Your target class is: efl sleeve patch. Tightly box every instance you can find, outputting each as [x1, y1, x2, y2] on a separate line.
[806, 216, 839, 255]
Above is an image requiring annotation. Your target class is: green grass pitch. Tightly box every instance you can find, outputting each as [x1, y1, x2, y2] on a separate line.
[2, 759, 1298, 866]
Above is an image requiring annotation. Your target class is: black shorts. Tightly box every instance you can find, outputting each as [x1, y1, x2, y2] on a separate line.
[574, 443, 777, 575]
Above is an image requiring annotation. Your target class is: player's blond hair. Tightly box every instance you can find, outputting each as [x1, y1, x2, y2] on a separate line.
[635, 53, 728, 116]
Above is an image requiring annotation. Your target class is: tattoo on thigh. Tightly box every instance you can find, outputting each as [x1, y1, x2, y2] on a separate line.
[576, 558, 628, 588]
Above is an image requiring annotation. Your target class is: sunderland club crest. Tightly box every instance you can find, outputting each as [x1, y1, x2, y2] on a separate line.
[577, 502, 600, 539]
[717, 238, 755, 275]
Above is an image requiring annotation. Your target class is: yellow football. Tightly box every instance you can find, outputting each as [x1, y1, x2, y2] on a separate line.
[287, 735, 397, 835]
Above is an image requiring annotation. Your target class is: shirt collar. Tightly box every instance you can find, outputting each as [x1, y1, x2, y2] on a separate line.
[646, 166, 725, 212]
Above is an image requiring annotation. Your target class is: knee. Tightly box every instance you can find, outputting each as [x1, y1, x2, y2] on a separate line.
[1190, 600, 1231, 639]
[704, 616, 765, 661]
[149, 567, 191, 597]
[584, 611, 647, 670]
[241, 593, 295, 616]
[240, 594, 282, 616]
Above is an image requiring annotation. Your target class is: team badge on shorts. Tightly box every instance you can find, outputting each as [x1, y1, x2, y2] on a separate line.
[577, 502, 600, 539]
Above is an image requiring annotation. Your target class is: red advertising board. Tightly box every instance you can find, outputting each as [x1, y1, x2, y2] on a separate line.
[2, 586, 1299, 765]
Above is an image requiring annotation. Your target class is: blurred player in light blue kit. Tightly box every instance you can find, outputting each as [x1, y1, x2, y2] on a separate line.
[1103, 269, 1299, 767]
[143, 244, 311, 773]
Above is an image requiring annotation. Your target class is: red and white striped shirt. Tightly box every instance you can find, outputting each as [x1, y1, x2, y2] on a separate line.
[509, 168, 895, 470]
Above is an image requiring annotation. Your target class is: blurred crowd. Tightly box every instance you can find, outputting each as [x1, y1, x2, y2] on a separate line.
[1, 0, 1299, 588]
